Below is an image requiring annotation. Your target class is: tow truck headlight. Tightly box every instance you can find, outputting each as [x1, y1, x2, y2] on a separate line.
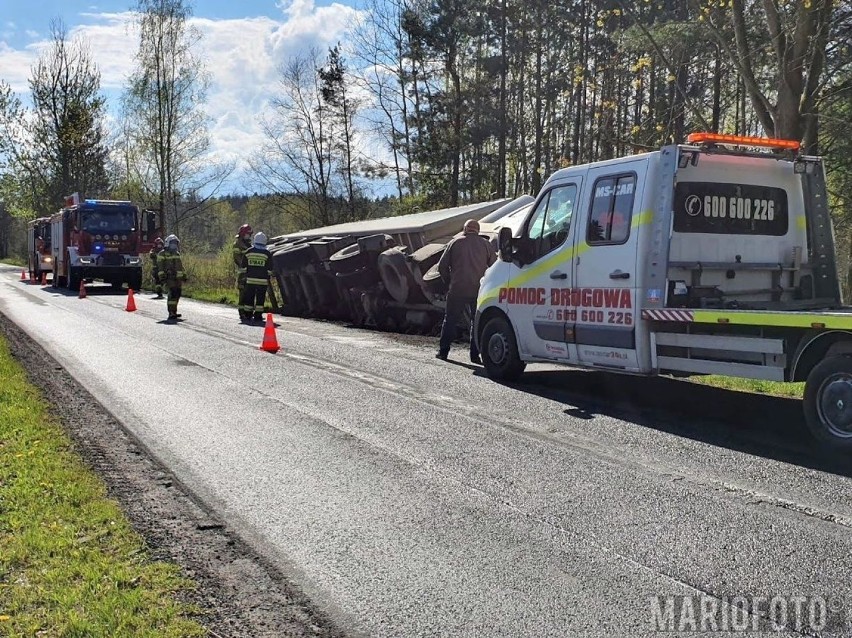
[126, 256, 141, 265]
[44, 256, 52, 263]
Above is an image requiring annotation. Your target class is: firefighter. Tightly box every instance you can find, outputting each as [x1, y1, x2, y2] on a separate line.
[435, 219, 496, 363]
[233, 224, 252, 320]
[240, 232, 273, 323]
[157, 234, 187, 322]
[149, 237, 165, 299]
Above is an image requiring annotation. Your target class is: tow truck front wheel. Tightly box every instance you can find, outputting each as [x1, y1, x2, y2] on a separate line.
[480, 316, 526, 382]
[804, 356, 852, 451]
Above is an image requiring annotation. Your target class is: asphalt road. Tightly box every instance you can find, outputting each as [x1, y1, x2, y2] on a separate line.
[2, 263, 852, 637]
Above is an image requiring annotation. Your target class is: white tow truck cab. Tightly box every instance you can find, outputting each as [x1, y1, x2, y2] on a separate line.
[475, 133, 852, 449]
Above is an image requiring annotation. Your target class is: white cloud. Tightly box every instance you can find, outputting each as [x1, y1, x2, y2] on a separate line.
[0, 41, 40, 91]
[0, 1, 369, 192]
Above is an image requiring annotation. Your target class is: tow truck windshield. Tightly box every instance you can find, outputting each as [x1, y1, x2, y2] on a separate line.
[80, 206, 137, 234]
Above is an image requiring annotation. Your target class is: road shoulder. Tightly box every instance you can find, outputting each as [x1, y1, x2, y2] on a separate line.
[0, 311, 344, 638]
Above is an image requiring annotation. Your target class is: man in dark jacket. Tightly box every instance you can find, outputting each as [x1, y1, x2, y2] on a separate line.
[436, 219, 496, 363]
[240, 232, 274, 322]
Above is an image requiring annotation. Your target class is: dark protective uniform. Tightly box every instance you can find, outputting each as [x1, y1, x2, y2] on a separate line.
[436, 232, 496, 360]
[240, 246, 274, 321]
[158, 250, 187, 320]
[232, 235, 252, 317]
[149, 245, 164, 297]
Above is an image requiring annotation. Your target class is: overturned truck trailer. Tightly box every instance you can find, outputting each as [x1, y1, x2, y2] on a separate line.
[267, 197, 534, 333]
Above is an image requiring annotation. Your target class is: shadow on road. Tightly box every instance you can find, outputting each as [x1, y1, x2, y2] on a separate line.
[491, 368, 852, 478]
[42, 283, 136, 297]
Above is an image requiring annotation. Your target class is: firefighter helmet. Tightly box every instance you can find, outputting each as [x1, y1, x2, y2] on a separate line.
[253, 232, 268, 247]
[154, 237, 164, 246]
[164, 234, 180, 251]
[238, 224, 252, 237]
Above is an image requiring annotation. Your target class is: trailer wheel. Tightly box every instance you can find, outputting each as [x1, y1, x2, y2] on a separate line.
[481, 316, 525, 381]
[804, 355, 852, 450]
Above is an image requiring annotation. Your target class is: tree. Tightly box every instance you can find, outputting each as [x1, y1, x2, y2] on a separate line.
[123, 0, 230, 235]
[700, 0, 835, 152]
[251, 50, 343, 229]
[319, 44, 362, 221]
[0, 22, 109, 216]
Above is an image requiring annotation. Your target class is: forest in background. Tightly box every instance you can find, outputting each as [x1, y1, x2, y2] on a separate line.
[0, 0, 850, 283]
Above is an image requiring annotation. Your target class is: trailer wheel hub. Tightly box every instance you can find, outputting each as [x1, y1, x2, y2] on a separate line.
[818, 373, 852, 437]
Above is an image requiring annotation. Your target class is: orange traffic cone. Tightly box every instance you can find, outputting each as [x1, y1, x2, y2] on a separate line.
[20, 269, 27, 281]
[79, 280, 87, 299]
[260, 313, 280, 353]
[125, 288, 137, 312]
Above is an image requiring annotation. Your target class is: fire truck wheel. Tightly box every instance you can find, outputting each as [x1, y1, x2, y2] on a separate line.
[68, 267, 81, 292]
[480, 316, 525, 382]
[804, 355, 852, 450]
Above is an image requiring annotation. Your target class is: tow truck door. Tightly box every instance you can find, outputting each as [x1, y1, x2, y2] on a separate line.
[509, 179, 582, 361]
[573, 159, 647, 371]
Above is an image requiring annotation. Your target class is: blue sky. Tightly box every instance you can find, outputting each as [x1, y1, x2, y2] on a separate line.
[0, 0, 378, 194]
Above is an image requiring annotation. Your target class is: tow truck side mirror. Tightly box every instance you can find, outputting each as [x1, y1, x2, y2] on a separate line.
[498, 226, 513, 263]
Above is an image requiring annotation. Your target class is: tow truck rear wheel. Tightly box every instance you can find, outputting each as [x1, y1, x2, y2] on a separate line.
[804, 356, 852, 451]
[480, 316, 525, 382]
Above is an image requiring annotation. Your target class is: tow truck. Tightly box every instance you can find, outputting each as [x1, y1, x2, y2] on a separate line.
[50, 193, 161, 292]
[476, 133, 852, 450]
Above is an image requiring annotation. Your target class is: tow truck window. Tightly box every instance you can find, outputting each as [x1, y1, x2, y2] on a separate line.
[525, 184, 577, 261]
[587, 174, 636, 245]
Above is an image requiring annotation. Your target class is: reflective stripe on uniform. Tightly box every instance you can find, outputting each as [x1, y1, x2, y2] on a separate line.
[246, 277, 268, 285]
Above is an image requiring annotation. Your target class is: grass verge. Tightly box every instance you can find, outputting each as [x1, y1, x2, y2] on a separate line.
[0, 257, 26, 267]
[0, 336, 206, 637]
[689, 374, 804, 398]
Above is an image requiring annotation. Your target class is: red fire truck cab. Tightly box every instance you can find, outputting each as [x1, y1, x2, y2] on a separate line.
[50, 194, 161, 292]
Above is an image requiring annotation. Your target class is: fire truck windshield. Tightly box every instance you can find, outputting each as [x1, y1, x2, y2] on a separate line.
[80, 207, 137, 234]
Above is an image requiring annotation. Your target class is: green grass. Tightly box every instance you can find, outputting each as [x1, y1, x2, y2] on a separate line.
[0, 337, 206, 637]
[0, 257, 26, 267]
[688, 375, 804, 398]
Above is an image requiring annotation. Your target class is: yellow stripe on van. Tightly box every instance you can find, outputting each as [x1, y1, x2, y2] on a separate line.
[477, 209, 655, 308]
[691, 309, 852, 330]
[796, 215, 807, 230]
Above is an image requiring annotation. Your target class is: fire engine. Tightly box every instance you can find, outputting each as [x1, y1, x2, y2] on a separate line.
[50, 193, 161, 292]
[26, 216, 53, 282]
[476, 133, 852, 450]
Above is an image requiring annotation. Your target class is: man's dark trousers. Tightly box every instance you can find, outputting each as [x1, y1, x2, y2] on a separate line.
[439, 295, 479, 359]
